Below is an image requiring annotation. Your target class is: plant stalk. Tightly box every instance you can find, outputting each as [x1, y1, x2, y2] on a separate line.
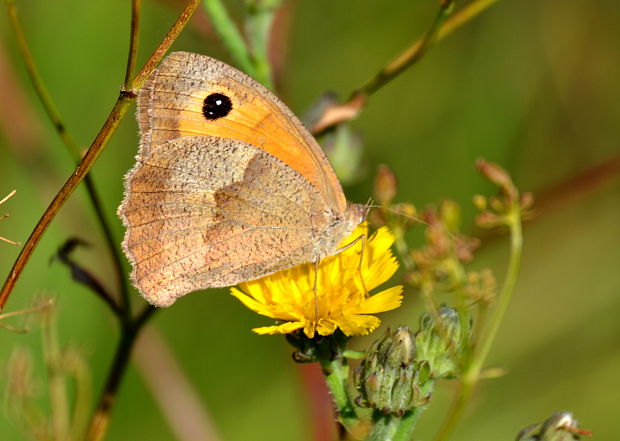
[432, 207, 523, 441]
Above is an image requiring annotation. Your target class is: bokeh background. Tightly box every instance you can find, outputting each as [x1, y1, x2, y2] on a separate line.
[1, 0, 619, 440]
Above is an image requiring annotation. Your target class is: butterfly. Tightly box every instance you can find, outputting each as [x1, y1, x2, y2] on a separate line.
[118, 52, 366, 307]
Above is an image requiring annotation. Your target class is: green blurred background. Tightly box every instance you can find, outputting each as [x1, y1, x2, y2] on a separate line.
[1, 0, 619, 440]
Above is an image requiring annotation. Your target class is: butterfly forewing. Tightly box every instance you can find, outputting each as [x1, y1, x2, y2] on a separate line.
[138, 51, 347, 213]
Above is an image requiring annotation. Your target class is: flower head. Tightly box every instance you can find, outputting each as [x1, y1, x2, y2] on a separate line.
[230, 223, 403, 338]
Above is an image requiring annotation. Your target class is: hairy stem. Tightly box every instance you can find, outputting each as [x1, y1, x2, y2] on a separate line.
[321, 355, 358, 433]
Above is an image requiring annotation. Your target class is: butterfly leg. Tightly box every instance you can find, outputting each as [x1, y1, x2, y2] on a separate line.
[313, 257, 320, 323]
[334, 234, 368, 296]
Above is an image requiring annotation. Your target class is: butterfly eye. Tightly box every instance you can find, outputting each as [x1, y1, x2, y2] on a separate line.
[202, 93, 233, 120]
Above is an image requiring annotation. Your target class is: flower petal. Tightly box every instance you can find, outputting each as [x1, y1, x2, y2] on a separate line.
[354, 285, 403, 314]
[337, 314, 381, 336]
[253, 321, 305, 335]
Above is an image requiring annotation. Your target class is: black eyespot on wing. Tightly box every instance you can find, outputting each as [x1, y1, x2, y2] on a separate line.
[202, 93, 233, 120]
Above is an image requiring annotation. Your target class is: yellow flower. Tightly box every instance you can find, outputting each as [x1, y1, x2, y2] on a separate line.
[230, 223, 403, 338]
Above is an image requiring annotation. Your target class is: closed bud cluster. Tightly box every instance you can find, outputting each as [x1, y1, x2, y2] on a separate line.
[517, 412, 588, 441]
[355, 326, 430, 416]
[415, 306, 469, 379]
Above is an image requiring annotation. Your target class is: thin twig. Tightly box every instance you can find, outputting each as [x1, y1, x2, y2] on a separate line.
[0, 299, 53, 333]
[0, 0, 202, 311]
[53, 238, 122, 317]
[1, 190, 20, 246]
[84, 323, 138, 441]
[311, 0, 498, 134]
[359, 0, 454, 99]
[131, 0, 201, 90]
[0, 236, 20, 246]
[118, 0, 142, 322]
[123, 0, 141, 88]
[4, 0, 130, 310]
[0, 299, 52, 321]
[0, 189, 17, 205]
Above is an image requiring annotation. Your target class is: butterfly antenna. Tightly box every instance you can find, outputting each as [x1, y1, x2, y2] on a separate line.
[366, 203, 429, 227]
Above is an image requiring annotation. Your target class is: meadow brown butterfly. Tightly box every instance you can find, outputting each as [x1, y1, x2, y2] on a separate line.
[118, 52, 366, 307]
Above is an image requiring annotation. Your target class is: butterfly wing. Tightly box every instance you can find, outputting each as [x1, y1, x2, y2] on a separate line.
[119, 136, 328, 306]
[138, 51, 347, 214]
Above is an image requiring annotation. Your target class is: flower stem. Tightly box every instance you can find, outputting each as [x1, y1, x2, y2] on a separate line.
[432, 206, 523, 441]
[321, 355, 358, 432]
[367, 380, 434, 441]
[244, 0, 279, 89]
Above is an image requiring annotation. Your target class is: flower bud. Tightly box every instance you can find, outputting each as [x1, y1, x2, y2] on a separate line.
[374, 164, 398, 205]
[415, 306, 469, 378]
[517, 412, 587, 441]
[476, 159, 513, 190]
[355, 327, 430, 416]
[476, 158, 518, 204]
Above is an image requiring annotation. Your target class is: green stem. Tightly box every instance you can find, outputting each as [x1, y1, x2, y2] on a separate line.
[203, 0, 256, 77]
[244, 1, 278, 89]
[368, 414, 400, 441]
[321, 355, 358, 432]
[466, 209, 522, 382]
[432, 207, 523, 441]
[367, 380, 435, 441]
[392, 383, 434, 441]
